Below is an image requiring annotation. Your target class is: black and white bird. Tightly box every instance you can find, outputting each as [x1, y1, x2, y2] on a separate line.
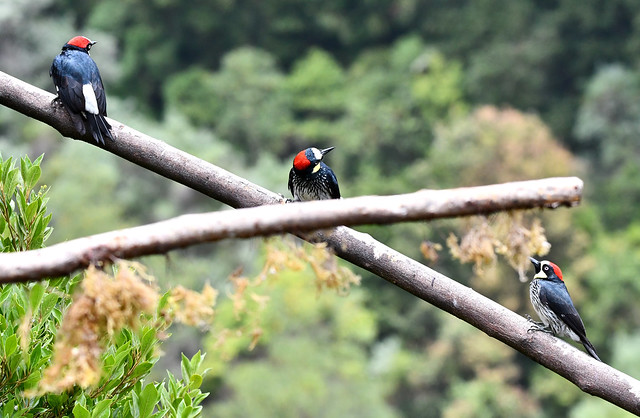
[50, 35, 114, 144]
[528, 257, 601, 361]
[288, 147, 341, 201]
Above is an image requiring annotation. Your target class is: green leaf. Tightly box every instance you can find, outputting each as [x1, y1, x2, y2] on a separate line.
[40, 293, 59, 319]
[180, 405, 195, 418]
[140, 327, 157, 356]
[32, 215, 45, 242]
[20, 156, 29, 185]
[25, 199, 40, 222]
[190, 350, 202, 370]
[42, 213, 53, 229]
[26, 165, 42, 190]
[102, 353, 115, 371]
[47, 394, 65, 408]
[176, 400, 186, 417]
[158, 382, 171, 411]
[9, 352, 21, 370]
[2, 400, 16, 417]
[180, 353, 192, 380]
[188, 406, 202, 418]
[17, 187, 27, 216]
[139, 383, 159, 417]
[103, 377, 121, 393]
[0, 285, 12, 305]
[131, 389, 141, 418]
[22, 370, 41, 390]
[157, 291, 171, 311]
[29, 283, 46, 313]
[76, 392, 87, 408]
[1, 157, 13, 184]
[73, 403, 91, 418]
[13, 292, 26, 317]
[29, 343, 42, 369]
[91, 398, 112, 418]
[33, 154, 44, 166]
[130, 361, 154, 380]
[188, 374, 203, 390]
[4, 333, 18, 357]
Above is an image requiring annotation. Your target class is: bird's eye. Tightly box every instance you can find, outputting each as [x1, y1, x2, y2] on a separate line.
[543, 265, 549, 271]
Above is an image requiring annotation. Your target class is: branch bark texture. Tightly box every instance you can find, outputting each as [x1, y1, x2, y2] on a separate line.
[2, 71, 639, 414]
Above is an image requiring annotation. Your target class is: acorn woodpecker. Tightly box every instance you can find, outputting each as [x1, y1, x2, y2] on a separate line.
[528, 257, 601, 361]
[288, 147, 341, 201]
[50, 36, 114, 144]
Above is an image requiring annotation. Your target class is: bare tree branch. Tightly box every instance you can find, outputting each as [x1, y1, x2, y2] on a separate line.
[0, 177, 582, 284]
[327, 227, 640, 413]
[0, 71, 274, 208]
[2, 71, 639, 414]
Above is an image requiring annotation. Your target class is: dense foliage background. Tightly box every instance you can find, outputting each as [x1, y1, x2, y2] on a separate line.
[2, 0, 640, 416]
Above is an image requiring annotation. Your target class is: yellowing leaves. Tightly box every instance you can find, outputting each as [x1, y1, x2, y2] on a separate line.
[447, 212, 550, 281]
[166, 283, 218, 327]
[36, 261, 158, 393]
[204, 237, 366, 378]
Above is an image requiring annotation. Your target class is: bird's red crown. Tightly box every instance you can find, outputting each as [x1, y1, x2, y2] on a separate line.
[67, 36, 94, 49]
[293, 150, 311, 170]
[548, 262, 563, 281]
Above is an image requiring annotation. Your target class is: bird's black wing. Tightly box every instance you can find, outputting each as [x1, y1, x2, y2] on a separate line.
[323, 163, 341, 199]
[539, 283, 588, 340]
[50, 56, 86, 114]
[287, 168, 296, 199]
[91, 71, 108, 116]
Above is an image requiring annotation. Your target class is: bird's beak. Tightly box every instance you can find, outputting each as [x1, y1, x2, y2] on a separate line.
[320, 147, 335, 156]
[529, 257, 541, 273]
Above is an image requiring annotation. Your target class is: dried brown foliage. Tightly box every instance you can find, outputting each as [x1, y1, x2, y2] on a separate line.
[420, 240, 443, 263]
[36, 262, 158, 393]
[447, 212, 550, 280]
[261, 237, 361, 295]
[34, 237, 360, 391]
[209, 237, 361, 362]
[166, 284, 218, 328]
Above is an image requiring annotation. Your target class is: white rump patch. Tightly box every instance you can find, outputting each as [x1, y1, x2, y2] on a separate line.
[82, 84, 99, 115]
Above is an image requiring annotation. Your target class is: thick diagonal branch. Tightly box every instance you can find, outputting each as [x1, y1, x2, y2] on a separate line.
[0, 177, 582, 284]
[1, 71, 639, 414]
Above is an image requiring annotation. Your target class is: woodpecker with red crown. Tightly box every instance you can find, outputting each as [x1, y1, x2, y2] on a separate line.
[288, 147, 341, 201]
[50, 36, 114, 144]
[528, 257, 601, 361]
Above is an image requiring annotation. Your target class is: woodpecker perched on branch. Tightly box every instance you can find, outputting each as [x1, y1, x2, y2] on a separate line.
[50, 36, 114, 144]
[288, 147, 341, 201]
[528, 257, 601, 361]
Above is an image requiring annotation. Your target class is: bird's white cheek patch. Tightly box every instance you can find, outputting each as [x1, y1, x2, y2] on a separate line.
[312, 164, 321, 173]
[82, 84, 99, 115]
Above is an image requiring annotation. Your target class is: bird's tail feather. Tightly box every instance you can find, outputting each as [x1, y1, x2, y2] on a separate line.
[86, 114, 114, 145]
[581, 338, 601, 361]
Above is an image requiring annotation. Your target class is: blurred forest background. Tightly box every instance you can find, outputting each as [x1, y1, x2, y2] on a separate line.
[2, 0, 640, 416]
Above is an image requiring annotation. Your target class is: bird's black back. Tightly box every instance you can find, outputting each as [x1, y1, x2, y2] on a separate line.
[50, 49, 107, 116]
[538, 281, 589, 341]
